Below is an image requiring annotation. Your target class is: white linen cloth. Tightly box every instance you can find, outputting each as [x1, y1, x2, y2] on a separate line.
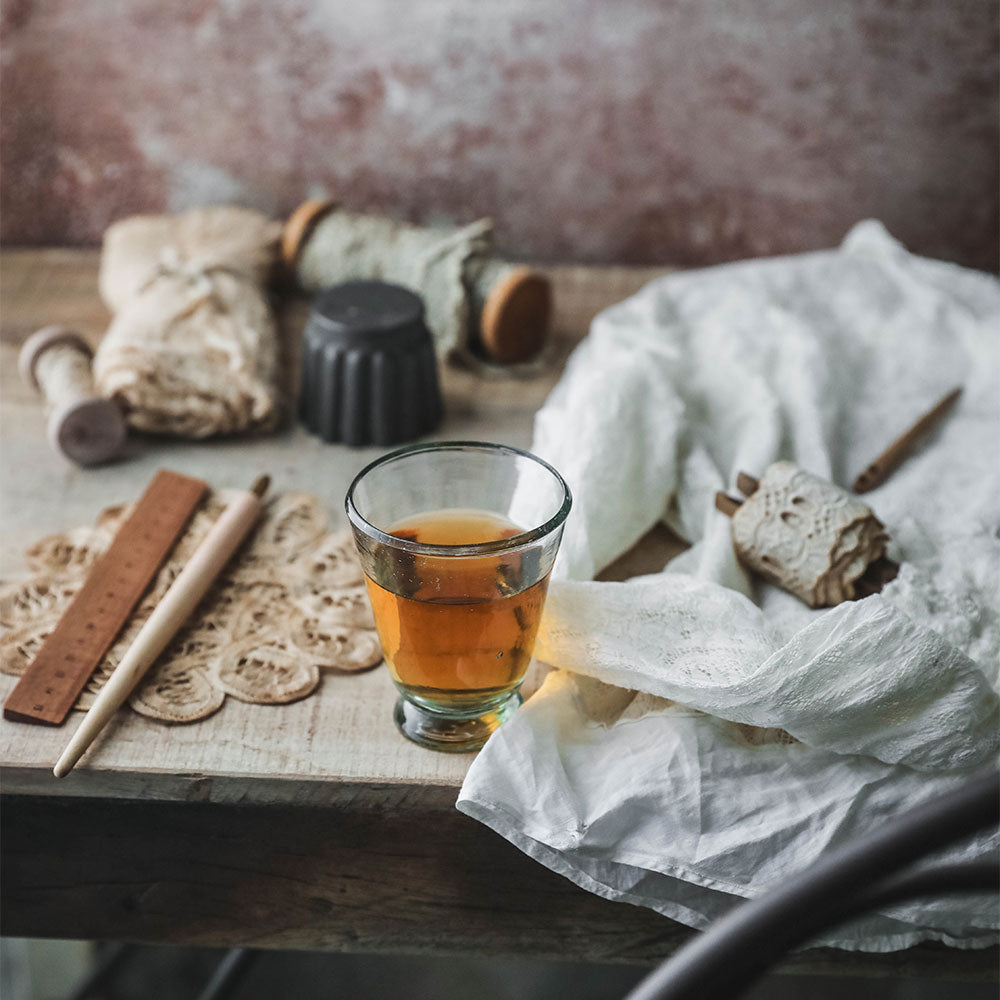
[457, 222, 1000, 951]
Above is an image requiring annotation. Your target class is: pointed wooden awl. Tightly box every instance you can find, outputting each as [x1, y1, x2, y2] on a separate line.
[853, 388, 962, 493]
[53, 475, 271, 777]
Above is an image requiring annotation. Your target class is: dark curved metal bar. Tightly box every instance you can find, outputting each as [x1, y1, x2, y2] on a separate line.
[194, 948, 258, 1000]
[625, 769, 999, 1000]
[849, 860, 998, 914]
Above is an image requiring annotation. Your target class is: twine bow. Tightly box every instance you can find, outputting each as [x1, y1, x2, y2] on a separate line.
[140, 245, 248, 302]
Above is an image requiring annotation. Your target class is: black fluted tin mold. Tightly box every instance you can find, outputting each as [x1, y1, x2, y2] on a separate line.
[300, 280, 443, 447]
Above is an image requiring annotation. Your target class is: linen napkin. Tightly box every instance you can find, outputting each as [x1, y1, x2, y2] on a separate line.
[458, 222, 1000, 951]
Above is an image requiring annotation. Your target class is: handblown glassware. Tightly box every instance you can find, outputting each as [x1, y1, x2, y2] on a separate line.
[346, 441, 571, 752]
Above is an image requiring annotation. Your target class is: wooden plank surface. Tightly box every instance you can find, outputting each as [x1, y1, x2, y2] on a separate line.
[2, 249, 994, 978]
[0, 248, 674, 801]
[5, 791, 997, 981]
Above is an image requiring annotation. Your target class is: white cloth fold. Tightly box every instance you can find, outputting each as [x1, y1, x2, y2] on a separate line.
[535, 579, 997, 772]
[457, 222, 1000, 951]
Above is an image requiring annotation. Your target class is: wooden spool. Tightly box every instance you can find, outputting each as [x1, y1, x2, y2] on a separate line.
[18, 326, 127, 466]
[282, 199, 551, 365]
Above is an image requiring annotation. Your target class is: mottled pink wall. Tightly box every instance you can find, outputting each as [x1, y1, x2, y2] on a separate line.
[2, 0, 997, 270]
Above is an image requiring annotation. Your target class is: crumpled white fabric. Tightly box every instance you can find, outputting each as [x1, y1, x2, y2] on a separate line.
[458, 222, 1000, 951]
[535, 578, 997, 772]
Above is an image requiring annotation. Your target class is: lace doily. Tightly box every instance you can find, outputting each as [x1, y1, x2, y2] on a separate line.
[0, 492, 382, 723]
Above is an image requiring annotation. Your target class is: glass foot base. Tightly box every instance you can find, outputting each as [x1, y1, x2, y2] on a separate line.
[394, 691, 524, 752]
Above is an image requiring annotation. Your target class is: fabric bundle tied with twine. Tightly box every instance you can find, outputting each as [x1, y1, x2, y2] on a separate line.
[93, 206, 283, 438]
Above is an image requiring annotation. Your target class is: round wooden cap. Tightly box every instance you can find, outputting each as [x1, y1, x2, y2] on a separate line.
[479, 268, 551, 364]
[281, 199, 339, 272]
[18, 326, 92, 392]
[49, 398, 128, 467]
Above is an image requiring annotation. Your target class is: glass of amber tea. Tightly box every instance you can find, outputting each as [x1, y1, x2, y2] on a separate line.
[346, 441, 571, 752]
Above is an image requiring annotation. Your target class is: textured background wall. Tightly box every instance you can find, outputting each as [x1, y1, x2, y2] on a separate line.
[2, 0, 997, 269]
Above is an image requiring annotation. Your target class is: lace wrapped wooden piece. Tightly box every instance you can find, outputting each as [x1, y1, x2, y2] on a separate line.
[92, 206, 283, 438]
[0, 492, 382, 723]
[729, 462, 891, 608]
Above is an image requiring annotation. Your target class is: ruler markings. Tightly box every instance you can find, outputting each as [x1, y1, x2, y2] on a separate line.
[3, 469, 208, 726]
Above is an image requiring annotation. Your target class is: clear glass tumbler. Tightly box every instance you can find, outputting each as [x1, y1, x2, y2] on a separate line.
[346, 441, 571, 752]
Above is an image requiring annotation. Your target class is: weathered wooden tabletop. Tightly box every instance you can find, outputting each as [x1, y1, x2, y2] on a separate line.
[0, 249, 993, 980]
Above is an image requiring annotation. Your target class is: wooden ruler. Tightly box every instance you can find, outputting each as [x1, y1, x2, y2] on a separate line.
[3, 469, 207, 725]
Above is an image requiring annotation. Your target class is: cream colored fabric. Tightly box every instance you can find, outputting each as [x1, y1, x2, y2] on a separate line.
[93, 206, 282, 437]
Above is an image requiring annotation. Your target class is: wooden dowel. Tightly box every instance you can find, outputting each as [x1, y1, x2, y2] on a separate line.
[53, 476, 270, 777]
[715, 492, 742, 517]
[736, 472, 760, 496]
[853, 388, 962, 494]
[19, 326, 127, 466]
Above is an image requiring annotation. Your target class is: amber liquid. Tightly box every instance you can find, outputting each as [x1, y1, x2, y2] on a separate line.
[365, 509, 549, 714]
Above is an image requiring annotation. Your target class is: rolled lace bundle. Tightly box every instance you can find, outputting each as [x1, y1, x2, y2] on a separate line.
[93, 206, 283, 438]
[727, 462, 893, 608]
[283, 200, 551, 365]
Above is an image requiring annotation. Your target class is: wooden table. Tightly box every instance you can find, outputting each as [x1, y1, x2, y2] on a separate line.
[1, 249, 994, 981]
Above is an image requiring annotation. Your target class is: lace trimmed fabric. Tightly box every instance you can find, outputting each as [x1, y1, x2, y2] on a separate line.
[730, 461, 888, 607]
[0, 493, 382, 723]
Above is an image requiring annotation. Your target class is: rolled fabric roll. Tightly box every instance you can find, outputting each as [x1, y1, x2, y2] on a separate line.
[283, 199, 551, 366]
[730, 462, 890, 608]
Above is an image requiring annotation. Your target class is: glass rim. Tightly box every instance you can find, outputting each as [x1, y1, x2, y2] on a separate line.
[345, 440, 572, 557]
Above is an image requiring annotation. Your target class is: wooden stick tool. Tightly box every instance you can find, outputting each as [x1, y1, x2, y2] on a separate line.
[53, 475, 271, 778]
[853, 387, 962, 493]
